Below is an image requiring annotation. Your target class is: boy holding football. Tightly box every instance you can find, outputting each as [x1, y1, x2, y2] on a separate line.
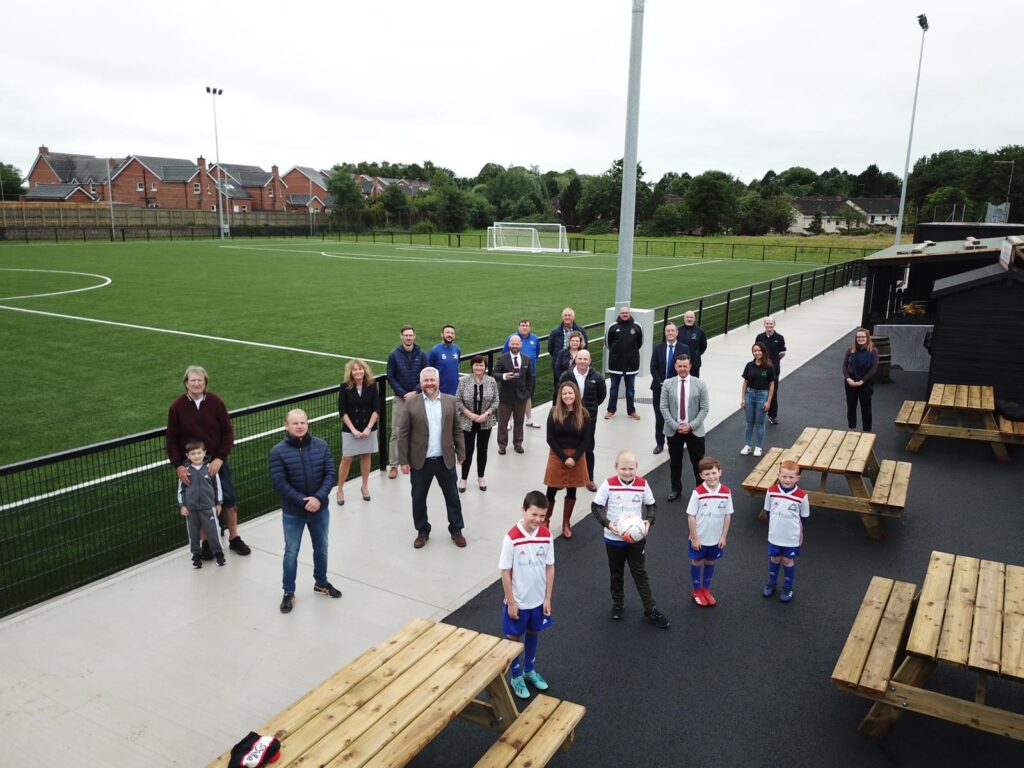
[685, 456, 734, 607]
[591, 450, 670, 628]
[761, 459, 810, 602]
[500, 490, 556, 699]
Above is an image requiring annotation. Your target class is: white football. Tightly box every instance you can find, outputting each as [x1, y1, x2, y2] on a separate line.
[617, 516, 646, 543]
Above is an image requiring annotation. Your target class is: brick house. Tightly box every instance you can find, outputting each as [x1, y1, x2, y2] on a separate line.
[281, 166, 330, 212]
[26, 147, 120, 201]
[23, 183, 98, 203]
[210, 163, 287, 212]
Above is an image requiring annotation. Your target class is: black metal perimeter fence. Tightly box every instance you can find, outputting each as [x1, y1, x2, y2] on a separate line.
[0, 259, 863, 618]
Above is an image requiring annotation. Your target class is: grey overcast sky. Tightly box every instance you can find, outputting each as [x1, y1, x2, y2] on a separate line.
[3, 0, 1022, 184]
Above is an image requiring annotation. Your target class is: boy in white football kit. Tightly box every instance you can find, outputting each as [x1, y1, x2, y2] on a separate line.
[685, 456, 733, 607]
[761, 459, 810, 602]
[590, 450, 670, 628]
[499, 490, 555, 700]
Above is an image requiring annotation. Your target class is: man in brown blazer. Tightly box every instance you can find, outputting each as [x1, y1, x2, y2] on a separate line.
[397, 367, 466, 549]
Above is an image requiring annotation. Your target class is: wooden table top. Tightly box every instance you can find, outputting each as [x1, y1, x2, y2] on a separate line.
[786, 427, 877, 475]
[906, 551, 1024, 681]
[927, 384, 996, 414]
[207, 619, 524, 768]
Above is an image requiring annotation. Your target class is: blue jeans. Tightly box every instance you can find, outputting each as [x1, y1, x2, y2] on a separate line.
[281, 509, 329, 594]
[744, 389, 769, 448]
[608, 373, 636, 415]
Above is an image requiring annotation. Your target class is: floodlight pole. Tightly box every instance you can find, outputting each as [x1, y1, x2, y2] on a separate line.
[107, 158, 116, 240]
[894, 14, 929, 247]
[207, 86, 227, 239]
[614, 0, 646, 306]
[0, 167, 6, 227]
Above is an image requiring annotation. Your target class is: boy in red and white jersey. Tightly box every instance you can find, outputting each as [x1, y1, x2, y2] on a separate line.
[499, 490, 555, 700]
[761, 459, 810, 603]
[685, 456, 734, 607]
[590, 450, 670, 628]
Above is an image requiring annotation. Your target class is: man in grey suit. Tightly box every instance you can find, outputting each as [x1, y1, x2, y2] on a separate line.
[397, 367, 466, 549]
[659, 355, 710, 501]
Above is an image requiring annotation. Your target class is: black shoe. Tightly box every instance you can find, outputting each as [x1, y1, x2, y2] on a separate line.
[653, 445, 664, 455]
[200, 540, 215, 560]
[514, 446, 525, 454]
[768, 416, 778, 425]
[192, 555, 203, 569]
[215, 552, 226, 567]
[611, 606, 624, 621]
[280, 593, 294, 613]
[498, 447, 507, 455]
[313, 582, 342, 598]
[229, 536, 251, 556]
[666, 491, 681, 502]
[645, 608, 670, 629]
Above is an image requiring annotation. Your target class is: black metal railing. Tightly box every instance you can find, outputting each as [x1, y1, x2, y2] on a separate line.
[0, 259, 862, 618]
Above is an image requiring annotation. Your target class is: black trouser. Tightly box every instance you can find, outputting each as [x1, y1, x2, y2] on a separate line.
[461, 424, 491, 480]
[606, 541, 655, 612]
[410, 457, 464, 535]
[845, 382, 874, 432]
[667, 430, 705, 493]
[768, 374, 780, 419]
[546, 486, 577, 503]
[653, 385, 665, 448]
[584, 416, 597, 480]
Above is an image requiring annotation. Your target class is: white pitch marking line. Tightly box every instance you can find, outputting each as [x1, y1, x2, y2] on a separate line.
[0, 268, 113, 301]
[0, 304, 385, 364]
[635, 259, 723, 273]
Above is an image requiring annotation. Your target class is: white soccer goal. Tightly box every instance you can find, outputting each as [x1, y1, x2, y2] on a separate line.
[486, 222, 569, 253]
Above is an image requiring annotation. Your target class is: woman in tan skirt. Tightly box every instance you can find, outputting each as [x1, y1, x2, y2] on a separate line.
[544, 380, 591, 539]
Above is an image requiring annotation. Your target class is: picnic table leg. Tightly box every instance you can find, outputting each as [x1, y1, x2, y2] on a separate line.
[905, 408, 939, 452]
[863, 451, 880, 481]
[982, 414, 1011, 462]
[847, 474, 884, 540]
[482, 674, 521, 732]
[859, 656, 936, 737]
[976, 672, 989, 705]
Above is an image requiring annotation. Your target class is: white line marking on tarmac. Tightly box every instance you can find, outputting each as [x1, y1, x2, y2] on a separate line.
[0, 304, 385, 364]
[0, 268, 113, 301]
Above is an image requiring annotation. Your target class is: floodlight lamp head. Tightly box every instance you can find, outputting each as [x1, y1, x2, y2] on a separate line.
[917, 14, 929, 31]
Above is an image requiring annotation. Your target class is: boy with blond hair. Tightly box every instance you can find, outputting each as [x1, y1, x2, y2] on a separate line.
[762, 459, 810, 602]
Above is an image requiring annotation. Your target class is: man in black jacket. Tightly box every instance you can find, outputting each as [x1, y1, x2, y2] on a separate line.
[547, 307, 588, 395]
[605, 305, 643, 420]
[493, 335, 534, 454]
[559, 349, 607, 490]
[649, 323, 689, 455]
[680, 311, 708, 377]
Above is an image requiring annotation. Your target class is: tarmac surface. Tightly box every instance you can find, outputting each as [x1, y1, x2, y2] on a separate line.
[416, 337, 1024, 768]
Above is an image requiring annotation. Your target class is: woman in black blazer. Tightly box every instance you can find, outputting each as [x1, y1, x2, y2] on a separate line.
[337, 358, 380, 504]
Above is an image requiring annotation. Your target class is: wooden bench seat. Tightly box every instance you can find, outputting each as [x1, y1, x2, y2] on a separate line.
[894, 400, 927, 428]
[998, 415, 1024, 438]
[832, 576, 918, 695]
[475, 694, 586, 768]
[868, 460, 912, 512]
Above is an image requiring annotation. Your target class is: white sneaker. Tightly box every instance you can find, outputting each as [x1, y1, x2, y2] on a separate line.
[753, 447, 763, 457]
[740, 445, 752, 456]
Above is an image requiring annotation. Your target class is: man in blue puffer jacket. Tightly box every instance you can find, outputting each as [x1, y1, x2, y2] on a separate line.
[270, 409, 339, 614]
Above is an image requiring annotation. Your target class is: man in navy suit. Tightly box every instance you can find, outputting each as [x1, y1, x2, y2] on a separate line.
[649, 322, 689, 455]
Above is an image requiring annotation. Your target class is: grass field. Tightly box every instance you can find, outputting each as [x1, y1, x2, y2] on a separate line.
[0, 236, 852, 465]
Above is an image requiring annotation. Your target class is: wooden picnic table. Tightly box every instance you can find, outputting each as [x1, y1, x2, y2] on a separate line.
[204, 618, 585, 768]
[895, 383, 1024, 462]
[833, 551, 1024, 741]
[741, 427, 911, 539]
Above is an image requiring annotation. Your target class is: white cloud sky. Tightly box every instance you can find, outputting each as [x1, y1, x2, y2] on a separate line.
[3, 0, 1022, 185]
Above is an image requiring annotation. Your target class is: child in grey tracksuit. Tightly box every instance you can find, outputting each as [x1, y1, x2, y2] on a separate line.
[178, 440, 224, 568]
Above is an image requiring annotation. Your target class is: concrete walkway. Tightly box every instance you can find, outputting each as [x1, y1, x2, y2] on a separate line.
[0, 286, 866, 767]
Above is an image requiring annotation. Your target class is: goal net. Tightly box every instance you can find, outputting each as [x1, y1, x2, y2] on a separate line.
[486, 222, 568, 253]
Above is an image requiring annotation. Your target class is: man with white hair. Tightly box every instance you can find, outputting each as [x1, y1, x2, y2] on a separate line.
[680, 311, 708, 378]
[396, 367, 466, 549]
[755, 316, 787, 424]
[166, 364, 250, 559]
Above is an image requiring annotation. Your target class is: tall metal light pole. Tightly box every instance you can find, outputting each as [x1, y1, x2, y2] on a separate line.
[206, 86, 227, 239]
[894, 14, 929, 247]
[614, 0, 646, 306]
[995, 159, 1015, 219]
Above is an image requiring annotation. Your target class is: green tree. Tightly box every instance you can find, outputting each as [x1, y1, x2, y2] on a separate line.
[326, 170, 365, 229]
[577, 159, 649, 228]
[777, 166, 819, 197]
[853, 164, 900, 196]
[380, 184, 409, 228]
[922, 186, 969, 222]
[558, 176, 582, 226]
[644, 203, 692, 236]
[807, 210, 824, 235]
[833, 203, 866, 231]
[0, 163, 25, 200]
[764, 194, 795, 233]
[686, 170, 738, 234]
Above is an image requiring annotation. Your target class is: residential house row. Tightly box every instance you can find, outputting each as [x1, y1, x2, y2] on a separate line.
[22, 146, 429, 212]
[788, 195, 900, 235]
